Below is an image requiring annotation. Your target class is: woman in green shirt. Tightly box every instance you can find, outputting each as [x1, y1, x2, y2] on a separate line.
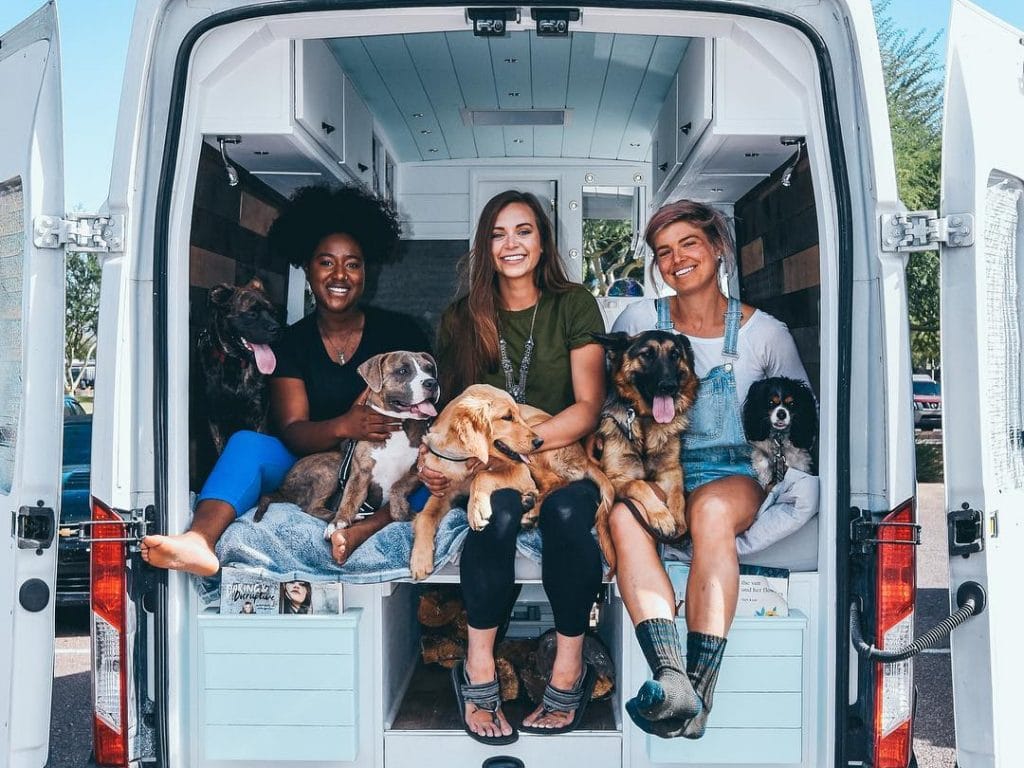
[426, 190, 606, 743]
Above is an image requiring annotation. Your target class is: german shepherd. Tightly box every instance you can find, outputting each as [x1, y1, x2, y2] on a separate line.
[592, 331, 698, 568]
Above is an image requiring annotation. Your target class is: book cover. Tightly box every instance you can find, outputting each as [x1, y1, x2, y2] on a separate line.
[220, 568, 280, 614]
[667, 563, 790, 617]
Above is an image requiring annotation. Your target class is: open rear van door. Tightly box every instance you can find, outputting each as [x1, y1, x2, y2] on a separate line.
[940, 1, 1024, 764]
[0, 3, 66, 767]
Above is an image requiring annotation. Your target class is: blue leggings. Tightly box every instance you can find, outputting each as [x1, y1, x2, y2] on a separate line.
[198, 430, 431, 516]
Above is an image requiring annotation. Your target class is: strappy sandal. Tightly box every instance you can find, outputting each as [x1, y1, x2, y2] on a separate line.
[519, 662, 597, 735]
[451, 660, 518, 745]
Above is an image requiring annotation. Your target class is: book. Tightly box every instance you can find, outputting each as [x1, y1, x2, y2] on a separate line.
[668, 563, 790, 617]
[220, 568, 279, 614]
[279, 580, 343, 615]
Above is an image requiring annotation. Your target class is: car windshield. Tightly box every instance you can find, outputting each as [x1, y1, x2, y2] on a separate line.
[913, 381, 941, 397]
[62, 420, 93, 466]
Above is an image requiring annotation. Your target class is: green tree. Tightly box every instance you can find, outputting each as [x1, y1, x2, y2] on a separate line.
[65, 251, 101, 392]
[874, 0, 943, 373]
[583, 218, 641, 295]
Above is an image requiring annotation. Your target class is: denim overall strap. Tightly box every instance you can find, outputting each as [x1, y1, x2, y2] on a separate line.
[722, 297, 741, 359]
[655, 297, 674, 331]
[679, 296, 757, 491]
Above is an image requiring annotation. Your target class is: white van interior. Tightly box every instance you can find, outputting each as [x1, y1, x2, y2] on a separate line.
[167, 6, 843, 767]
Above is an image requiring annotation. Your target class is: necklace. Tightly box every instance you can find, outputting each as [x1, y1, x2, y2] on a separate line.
[319, 316, 363, 365]
[497, 295, 540, 404]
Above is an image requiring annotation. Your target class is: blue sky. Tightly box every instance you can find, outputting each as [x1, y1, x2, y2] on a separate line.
[1, 0, 1022, 211]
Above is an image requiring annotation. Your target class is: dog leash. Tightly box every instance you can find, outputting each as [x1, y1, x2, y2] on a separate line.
[771, 434, 788, 486]
[621, 497, 688, 547]
[325, 440, 377, 519]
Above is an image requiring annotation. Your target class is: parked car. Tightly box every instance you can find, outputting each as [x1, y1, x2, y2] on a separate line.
[57, 415, 92, 606]
[62, 394, 86, 417]
[912, 375, 942, 430]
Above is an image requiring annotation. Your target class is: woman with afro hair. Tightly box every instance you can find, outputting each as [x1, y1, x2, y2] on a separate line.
[142, 184, 431, 576]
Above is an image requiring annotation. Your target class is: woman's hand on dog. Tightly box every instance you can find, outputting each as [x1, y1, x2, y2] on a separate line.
[336, 403, 403, 441]
[415, 444, 484, 496]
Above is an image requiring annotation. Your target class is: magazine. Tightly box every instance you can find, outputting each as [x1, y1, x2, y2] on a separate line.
[220, 568, 280, 614]
[279, 580, 343, 615]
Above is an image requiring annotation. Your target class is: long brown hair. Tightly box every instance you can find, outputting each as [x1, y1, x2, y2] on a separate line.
[439, 190, 573, 400]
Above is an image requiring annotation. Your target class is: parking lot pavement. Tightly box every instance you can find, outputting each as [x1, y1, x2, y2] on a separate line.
[48, 607, 92, 768]
[914, 482, 956, 768]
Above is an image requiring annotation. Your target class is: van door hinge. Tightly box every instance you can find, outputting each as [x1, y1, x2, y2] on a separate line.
[948, 503, 984, 557]
[59, 505, 151, 549]
[850, 507, 921, 554]
[32, 213, 124, 252]
[14, 503, 55, 550]
[879, 211, 974, 252]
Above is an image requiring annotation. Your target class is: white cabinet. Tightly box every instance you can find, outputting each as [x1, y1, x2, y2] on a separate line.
[651, 77, 678, 194]
[674, 37, 713, 165]
[199, 37, 379, 195]
[342, 75, 374, 186]
[294, 39, 347, 162]
[651, 33, 806, 204]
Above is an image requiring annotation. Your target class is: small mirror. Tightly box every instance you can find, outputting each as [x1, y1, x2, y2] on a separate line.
[582, 186, 645, 297]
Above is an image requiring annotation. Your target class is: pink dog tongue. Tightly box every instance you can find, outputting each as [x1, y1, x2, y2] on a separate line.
[411, 401, 438, 418]
[653, 395, 674, 424]
[250, 343, 277, 375]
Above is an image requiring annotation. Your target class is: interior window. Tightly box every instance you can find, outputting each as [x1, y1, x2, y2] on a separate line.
[582, 185, 645, 297]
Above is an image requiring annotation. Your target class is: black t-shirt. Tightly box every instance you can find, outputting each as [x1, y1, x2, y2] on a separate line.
[271, 307, 431, 422]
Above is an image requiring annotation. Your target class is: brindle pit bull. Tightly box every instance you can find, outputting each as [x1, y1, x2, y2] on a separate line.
[197, 278, 282, 454]
[256, 351, 439, 556]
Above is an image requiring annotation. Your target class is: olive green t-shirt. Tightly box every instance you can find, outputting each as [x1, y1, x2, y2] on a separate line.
[480, 286, 605, 414]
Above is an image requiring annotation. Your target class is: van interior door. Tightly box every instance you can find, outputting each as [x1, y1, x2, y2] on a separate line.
[0, 4, 66, 767]
[940, 1, 1024, 765]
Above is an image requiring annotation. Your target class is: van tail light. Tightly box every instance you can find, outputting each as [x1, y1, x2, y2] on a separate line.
[90, 498, 129, 768]
[873, 498, 916, 768]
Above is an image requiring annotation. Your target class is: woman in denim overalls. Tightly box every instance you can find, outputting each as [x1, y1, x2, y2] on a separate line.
[608, 200, 805, 739]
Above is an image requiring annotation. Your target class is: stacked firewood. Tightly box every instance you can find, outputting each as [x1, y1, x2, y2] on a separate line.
[418, 587, 615, 703]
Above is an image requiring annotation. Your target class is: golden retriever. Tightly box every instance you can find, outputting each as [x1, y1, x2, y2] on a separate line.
[409, 384, 614, 580]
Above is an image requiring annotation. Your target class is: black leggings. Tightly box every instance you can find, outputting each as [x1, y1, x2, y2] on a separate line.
[460, 479, 602, 637]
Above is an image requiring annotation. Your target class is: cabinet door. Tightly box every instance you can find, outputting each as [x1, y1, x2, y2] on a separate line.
[342, 76, 374, 186]
[294, 39, 346, 161]
[675, 37, 713, 165]
[651, 75, 678, 194]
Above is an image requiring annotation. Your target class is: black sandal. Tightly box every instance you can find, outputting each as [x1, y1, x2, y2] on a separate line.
[519, 662, 597, 735]
[451, 660, 518, 745]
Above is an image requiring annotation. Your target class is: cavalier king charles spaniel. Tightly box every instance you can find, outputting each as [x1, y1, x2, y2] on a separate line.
[742, 376, 817, 490]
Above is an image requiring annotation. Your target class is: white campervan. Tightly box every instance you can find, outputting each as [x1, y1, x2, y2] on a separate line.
[1, 0, 1020, 766]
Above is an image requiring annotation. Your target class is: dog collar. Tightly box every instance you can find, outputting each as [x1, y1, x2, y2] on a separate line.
[771, 434, 788, 484]
[425, 443, 474, 463]
[602, 406, 637, 442]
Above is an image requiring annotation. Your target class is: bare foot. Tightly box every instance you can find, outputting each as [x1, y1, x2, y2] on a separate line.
[329, 520, 378, 565]
[140, 532, 220, 576]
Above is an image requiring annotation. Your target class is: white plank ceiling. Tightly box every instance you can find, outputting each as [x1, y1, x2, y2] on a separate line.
[328, 31, 690, 163]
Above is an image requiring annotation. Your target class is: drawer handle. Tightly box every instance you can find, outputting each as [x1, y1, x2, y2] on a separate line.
[658, 162, 668, 172]
[321, 121, 336, 135]
[482, 758, 524, 768]
[680, 121, 692, 135]
[357, 162, 369, 173]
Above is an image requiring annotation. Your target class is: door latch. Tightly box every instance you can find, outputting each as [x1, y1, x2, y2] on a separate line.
[948, 503, 984, 557]
[15, 503, 55, 550]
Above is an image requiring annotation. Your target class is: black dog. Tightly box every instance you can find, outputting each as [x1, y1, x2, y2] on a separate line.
[742, 376, 817, 490]
[197, 278, 282, 453]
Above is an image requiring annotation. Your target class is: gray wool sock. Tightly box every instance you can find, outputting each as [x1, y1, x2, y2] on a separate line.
[634, 618, 701, 721]
[681, 631, 727, 739]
